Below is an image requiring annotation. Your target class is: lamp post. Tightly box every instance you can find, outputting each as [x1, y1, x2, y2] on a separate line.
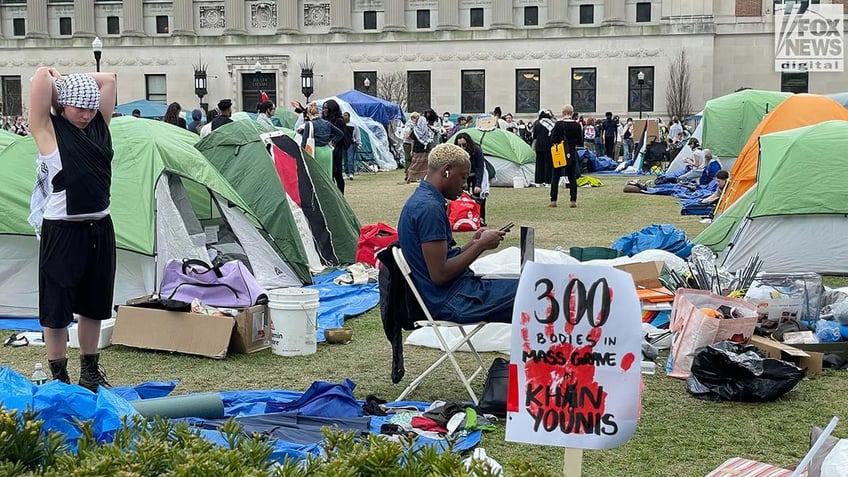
[300, 58, 314, 104]
[91, 36, 102, 72]
[193, 61, 208, 113]
[363, 76, 371, 94]
[637, 71, 645, 119]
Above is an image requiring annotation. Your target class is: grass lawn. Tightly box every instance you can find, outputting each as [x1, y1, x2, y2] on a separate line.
[2, 171, 845, 476]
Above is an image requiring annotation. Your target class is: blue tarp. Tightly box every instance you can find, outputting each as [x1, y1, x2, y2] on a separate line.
[115, 99, 169, 119]
[0, 369, 481, 463]
[308, 269, 379, 342]
[613, 224, 694, 259]
[336, 90, 406, 126]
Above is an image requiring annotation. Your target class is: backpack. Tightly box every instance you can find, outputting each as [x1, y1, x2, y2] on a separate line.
[584, 124, 596, 140]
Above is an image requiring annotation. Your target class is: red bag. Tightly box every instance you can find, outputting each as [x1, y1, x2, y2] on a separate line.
[448, 193, 482, 232]
[355, 222, 398, 266]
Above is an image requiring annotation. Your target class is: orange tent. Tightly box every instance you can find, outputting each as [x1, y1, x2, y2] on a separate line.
[715, 94, 848, 214]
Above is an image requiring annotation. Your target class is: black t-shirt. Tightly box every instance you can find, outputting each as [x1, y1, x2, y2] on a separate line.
[602, 118, 618, 137]
[550, 120, 583, 162]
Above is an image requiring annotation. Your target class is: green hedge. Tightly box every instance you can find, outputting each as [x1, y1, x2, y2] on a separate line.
[0, 408, 555, 476]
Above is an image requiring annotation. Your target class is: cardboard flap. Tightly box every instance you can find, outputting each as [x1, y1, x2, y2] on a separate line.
[750, 335, 822, 374]
[615, 261, 664, 289]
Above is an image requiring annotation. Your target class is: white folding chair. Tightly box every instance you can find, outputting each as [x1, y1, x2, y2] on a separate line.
[392, 247, 488, 404]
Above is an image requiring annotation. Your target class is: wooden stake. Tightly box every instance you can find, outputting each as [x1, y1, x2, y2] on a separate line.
[563, 448, 583, 477]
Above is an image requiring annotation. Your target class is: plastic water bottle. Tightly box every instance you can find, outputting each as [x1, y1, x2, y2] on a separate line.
[31, 363, 48, 385]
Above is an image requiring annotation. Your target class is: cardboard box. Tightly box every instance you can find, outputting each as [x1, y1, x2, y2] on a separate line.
[615, 261, 664, 289]
[112, 306, 235, 359]
[68, 318, 115, 349]
[750, 335, 822, 374]
[228, 305, 270, 354]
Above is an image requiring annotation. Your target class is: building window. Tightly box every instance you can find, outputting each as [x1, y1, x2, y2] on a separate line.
[628, 67, 654, 114]
[416, 10, 430, 29]
[579, 5, 594, 24]
[1, 76, 23, 116]
[524, 6, 538, 26]
[59, 17, 72, 36]
[363, 10, 376, 30]
[515, 69, 540, 114]
[107, 16, 120, 34]
[781, 71, 809, 93]
[571, 68, 597, 113]
[774, 0, 820, 15]
[407, 71, 431, 114]
[636, 2, 651, 22]
[12, 18, 25, 36]
[354, 71, 377, 95]
[156, 15, 169, 34]
[470, 7, 483, 27]
[145, 74, 167, 103]
[461, 70, 485, 114]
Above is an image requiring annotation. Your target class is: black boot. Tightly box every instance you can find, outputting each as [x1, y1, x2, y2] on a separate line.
[78, 353, 110, 392]
[48, 358, 70, 384]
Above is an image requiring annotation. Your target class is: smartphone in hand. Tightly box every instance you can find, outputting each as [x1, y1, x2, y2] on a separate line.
[499, 222, 515, 233]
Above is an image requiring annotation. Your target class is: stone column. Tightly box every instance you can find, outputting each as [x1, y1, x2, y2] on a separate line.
[383, 0, 406, 31]
[436, 0, 459, 30]
[602, 0, 625, 26]
[276, 0, 298, 34]
[546, 0, 570, 27]
[25, 0, 49, 38]
[171, 0, 195, 35]
[490, 0, 514, 29]
[224, 0, 246, 34]
[329, 0, 351, 33]
[122, 0, 145, 36]
[73, 0, 96, 37]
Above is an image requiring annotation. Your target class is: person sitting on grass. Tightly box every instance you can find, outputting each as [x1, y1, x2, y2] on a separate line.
[397, 143, 516, 324]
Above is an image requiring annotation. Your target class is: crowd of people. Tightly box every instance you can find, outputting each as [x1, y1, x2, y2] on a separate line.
[1, 115, 30, 136]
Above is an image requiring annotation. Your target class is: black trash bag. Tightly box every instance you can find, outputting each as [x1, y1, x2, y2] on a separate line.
[686, 340, 806, 402]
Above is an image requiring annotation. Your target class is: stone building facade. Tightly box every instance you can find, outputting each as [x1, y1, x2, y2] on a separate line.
[0, 0, 845, 118]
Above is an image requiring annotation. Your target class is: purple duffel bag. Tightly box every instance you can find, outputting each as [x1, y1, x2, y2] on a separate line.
[159, 259, 268, 308]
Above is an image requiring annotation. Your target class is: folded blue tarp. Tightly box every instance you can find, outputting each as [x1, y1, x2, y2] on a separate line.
[613, 224, 694, 259]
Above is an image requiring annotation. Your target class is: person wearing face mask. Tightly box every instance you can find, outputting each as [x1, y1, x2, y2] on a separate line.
[397, 143, 517, 324]
[28, 67, 117, 392]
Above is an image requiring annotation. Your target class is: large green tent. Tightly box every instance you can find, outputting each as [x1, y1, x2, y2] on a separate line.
[0, 116, 302, 317]
[695, 120, 848, 274]
[450, 128, 535, 187]
[195, 120, 360, 273]
[700, 90, 791, 158]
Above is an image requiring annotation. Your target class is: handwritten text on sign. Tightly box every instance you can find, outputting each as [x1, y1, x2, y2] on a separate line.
[505, 263, 642, 449]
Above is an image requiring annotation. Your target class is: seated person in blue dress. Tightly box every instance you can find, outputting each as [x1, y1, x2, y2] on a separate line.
[398, 143, 517, 324]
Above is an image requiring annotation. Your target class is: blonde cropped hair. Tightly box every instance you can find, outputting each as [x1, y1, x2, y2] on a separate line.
[306, 102, 320, 119]
[428, 143, 470, 171]
[562, 104, 574, 116]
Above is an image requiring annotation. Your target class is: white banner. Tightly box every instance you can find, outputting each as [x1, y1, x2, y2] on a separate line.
[505, 262, 642, 449]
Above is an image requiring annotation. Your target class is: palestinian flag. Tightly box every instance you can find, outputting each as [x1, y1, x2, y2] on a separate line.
[268, 134, 360, 267]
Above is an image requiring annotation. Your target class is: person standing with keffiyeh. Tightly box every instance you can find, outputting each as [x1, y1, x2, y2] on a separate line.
[28, 67, 117, 392]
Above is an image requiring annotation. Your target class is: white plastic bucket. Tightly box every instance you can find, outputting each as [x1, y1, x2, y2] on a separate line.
[513, 177, 525, 189]
[268, 287, 320, 356]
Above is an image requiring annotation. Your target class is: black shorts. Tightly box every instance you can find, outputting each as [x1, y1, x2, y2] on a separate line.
[38, 216, 116, 328]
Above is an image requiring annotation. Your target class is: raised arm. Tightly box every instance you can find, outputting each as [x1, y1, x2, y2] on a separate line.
[29, 67, 62, 155]
[90, 72, 117, 126]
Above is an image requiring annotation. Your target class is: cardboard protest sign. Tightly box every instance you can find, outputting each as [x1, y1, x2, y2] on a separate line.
[505, 263, 642, 449]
